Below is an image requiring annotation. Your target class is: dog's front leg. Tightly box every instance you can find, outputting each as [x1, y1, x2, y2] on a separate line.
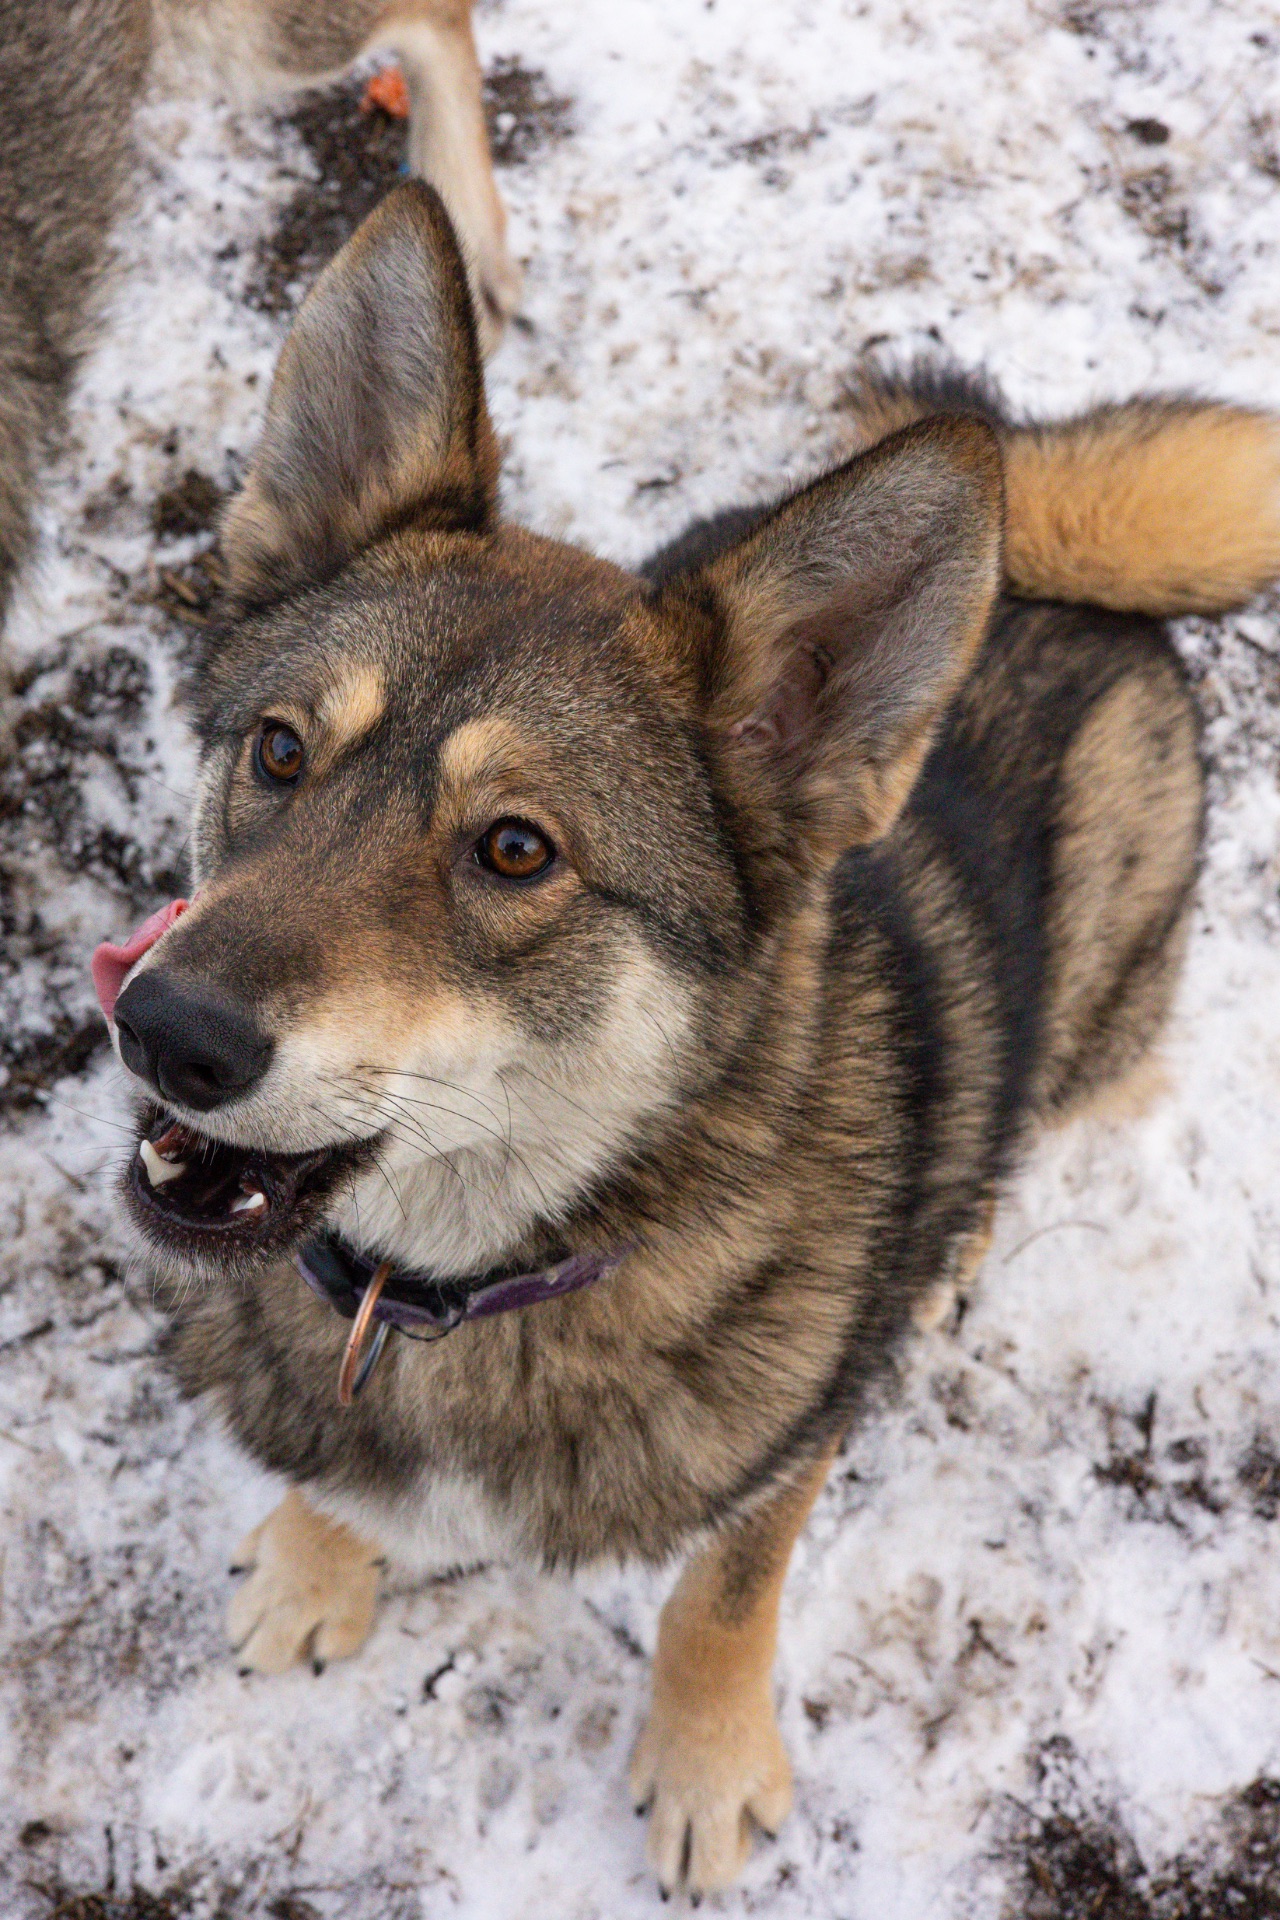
[227, 1488, 383, 1675]
[630, 1444, 838, 1898]
[390, 6, 522, 352]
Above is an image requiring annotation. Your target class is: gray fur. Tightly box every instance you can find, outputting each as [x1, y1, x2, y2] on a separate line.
[0, 0, 151, 630]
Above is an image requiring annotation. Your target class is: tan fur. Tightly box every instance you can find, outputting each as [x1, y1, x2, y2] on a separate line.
[846, 374, 1280, 616]
[227, 1487, 382, 1673]
[314, 662, 387, 768]
[1002, 406, 1280, 614]
[629, 1446, 838, 1896]
[911, 1196, 996, 1333]
[435, 713, 536, 800]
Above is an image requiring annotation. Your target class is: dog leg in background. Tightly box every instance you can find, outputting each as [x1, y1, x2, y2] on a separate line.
[630, 1444, 839, 1898]
[181, 0, 519, 351]
[227, 1487, 383, 1674]
[389, 7, 521, 352]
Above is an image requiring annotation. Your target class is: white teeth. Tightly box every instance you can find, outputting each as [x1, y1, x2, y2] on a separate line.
[230, 1189, 268, 1215]
[140, 1139, 188, 1187]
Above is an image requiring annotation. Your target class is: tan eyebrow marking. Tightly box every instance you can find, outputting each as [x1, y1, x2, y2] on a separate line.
[436, 715, 529, 796]
[313, 664, 386, 770]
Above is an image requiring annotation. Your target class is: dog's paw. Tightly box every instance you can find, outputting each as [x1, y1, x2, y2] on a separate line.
[474, 248, 523, 357]
[629, 1691, 792, 1897]
[227, 1488, 382, 1676]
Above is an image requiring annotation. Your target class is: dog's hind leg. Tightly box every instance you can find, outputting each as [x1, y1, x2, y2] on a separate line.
[227, 1487, 383, 1675]
[629, 1443, 838, 1898]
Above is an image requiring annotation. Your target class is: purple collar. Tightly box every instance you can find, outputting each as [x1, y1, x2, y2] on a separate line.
[295, 1231, 626, 1336]
[295, 1232, 629, 1403]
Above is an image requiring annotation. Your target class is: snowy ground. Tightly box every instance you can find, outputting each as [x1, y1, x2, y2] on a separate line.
[3, 1, 1280, 1913]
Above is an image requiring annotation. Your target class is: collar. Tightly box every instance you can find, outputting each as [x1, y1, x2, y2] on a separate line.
[296, 1231, 626, 1333]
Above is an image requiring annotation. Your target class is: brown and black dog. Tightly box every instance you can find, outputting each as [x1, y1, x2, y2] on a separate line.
[100, 183, 1280, 1896]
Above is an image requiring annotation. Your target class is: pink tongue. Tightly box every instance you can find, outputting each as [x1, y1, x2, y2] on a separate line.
[91, 898, 190, 1024]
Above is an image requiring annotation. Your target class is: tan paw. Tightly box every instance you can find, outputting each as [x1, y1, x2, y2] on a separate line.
[629, 1689, 792, 1897]
[913, 1201, 996, 1333]
[227, 1488, 382, 1675]
[473, 246, 523, 357]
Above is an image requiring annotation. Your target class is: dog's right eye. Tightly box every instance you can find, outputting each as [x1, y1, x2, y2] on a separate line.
[474, 817, 555, 881]
[255, 721, 305, 786]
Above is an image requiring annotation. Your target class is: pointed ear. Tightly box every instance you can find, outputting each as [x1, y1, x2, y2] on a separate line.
[660, 418, 1004, 867]
[221, 181, 499, 607]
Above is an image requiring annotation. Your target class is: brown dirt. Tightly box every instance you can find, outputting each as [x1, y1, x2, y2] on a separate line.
[483, 56, 573, 166]
[149, 471, 222, 543]
[1001, 1743, 1280, 1919]
[248, 61, 572, 315]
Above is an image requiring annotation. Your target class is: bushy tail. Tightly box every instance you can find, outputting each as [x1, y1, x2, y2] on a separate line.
[846, 363, 1280, 616]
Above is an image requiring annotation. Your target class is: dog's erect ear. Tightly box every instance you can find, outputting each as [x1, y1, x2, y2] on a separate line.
[221, 181, 499, 607]
[660, 418, 1003, 866]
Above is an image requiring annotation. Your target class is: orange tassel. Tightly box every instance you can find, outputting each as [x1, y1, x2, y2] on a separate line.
[361, 67, 411, 119]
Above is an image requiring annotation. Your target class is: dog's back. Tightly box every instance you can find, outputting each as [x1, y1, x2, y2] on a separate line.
[0, 0, 152, 624]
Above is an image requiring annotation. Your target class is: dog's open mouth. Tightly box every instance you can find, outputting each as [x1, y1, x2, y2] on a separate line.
[125, 1110, 370, 1260]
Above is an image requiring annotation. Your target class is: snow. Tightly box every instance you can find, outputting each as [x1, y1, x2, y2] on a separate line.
[2, 0, 1280, 1912]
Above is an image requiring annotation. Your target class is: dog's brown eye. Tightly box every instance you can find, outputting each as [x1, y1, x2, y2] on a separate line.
[255, 721, 304, 786]
[475, 818, 554, 880]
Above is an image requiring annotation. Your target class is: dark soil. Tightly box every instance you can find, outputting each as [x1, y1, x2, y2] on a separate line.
[245, 82, 406, 315]
[1002, 1743, 1280, 1919]
[150, 470, 222, 542]
[1237, 1433, 1280, 1521]
[0, 638, 186, 1119]
[0, 1012, 109, 1115]
[1126, 117, 1171, 146]
[23, 1880, 192, 1920]
[248, 58, 572, 315]
[483, 56, 573, 166]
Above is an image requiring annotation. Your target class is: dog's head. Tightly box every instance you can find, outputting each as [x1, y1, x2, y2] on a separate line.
[111, 183, 1002, 1284]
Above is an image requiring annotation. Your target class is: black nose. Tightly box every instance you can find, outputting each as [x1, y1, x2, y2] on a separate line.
[113, 971, 274, 1112]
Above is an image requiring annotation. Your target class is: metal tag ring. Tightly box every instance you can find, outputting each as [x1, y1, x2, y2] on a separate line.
[337, 1260, 393, 1405]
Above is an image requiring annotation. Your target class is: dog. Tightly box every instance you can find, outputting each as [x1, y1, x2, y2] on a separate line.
[0, 0, 517, 646]
[94, 182, 1280, 1897]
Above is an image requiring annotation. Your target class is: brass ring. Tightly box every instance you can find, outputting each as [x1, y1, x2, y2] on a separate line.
[337, 1259, 393, 1406]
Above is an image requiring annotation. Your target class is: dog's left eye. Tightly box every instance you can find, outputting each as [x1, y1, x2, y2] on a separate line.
[255, 721, 305, 786]
[474, 818, 555, 880]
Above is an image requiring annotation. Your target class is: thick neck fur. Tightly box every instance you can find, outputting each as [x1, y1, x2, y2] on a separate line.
[545, 886, 834, 1284]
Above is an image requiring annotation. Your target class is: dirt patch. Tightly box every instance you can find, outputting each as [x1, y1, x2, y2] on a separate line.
[0, 638, 188, 1117]
[22, 1876, 193, 1920]
[999, 1742, 1280, 1918]
[1090, 1394, 1229, 1531]
[483, 56, 573, 166]
[246, 82, 406, 315]
[1119, 166, 1191, 250]
[0, 1013, 109, 1117]
[729, 118, 828, 163]
[248, 60, 572, 314]
[150, 471, 222, 543]
[1125, 117, 1170, 146]
[12, 1852, 418, 1920]
[1, 649, 159, 889]
[1238, 1433, 1280, 1521]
